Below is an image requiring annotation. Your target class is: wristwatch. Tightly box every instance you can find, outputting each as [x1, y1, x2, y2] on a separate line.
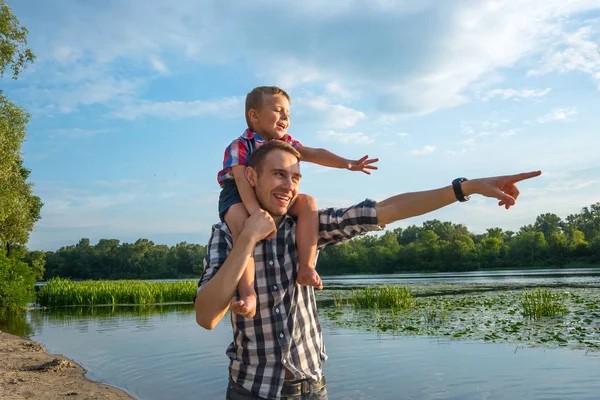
[452, 178, 470, 202]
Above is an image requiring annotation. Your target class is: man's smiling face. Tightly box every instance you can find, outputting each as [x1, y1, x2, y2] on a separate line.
[250, 148, 301, 218]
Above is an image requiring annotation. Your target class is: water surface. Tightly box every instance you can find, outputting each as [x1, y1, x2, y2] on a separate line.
[11, 304, 600, 400]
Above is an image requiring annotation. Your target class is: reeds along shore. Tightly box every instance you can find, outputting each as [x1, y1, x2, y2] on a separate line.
[37, 278, 197, 307]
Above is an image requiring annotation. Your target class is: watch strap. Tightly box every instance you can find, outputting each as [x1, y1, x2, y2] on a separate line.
[452, 178, 470, 202]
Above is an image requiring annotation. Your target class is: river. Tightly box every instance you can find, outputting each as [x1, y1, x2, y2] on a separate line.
[4, 269, 600, 399]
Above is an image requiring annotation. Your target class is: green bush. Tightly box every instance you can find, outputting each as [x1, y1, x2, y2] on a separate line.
[0, 253, 36, 315]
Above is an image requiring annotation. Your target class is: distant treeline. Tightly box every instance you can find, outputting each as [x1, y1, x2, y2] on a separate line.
[27, 203, 600, 280]
[318, 203, 600, 274]
[30, 239, 206, 280]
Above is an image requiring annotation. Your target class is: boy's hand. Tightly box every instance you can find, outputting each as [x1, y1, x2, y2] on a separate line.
[347, 155, 379, 175]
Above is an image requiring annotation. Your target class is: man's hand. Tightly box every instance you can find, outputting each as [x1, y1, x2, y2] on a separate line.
[464, 171, 542, 209]
[243, 210, 277, 242]
[347, 155, 379, 175]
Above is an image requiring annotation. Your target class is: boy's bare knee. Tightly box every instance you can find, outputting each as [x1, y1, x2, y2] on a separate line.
[224, 203, 250, 238]
[297, 194, 317, 210]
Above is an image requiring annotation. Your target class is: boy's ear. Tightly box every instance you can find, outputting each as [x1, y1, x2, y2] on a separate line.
[248, 109, 258, 125]
[245, 167, 257, 187]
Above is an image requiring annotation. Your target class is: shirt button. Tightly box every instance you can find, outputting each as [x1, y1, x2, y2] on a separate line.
[273, 285, 278, 290]
[269, 261, 274, 265]
[279, 333, 284, 339]
[282, 359, 286, 364]
[275, 308, 280, 314]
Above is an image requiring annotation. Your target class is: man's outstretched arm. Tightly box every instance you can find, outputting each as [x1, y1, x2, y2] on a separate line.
[376, 171, 541, 226]
[194, 210, 275, 330]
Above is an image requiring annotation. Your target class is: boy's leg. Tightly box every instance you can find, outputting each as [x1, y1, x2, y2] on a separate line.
[289, 194, 322, 290]
[224, 203, 257, 318]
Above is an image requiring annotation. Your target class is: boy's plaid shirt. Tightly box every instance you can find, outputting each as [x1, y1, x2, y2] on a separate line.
[217, 129, 302, 187]
[197, 200, 383, 400]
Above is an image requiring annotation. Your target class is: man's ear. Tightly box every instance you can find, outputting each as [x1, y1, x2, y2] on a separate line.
[245, 166, 257, 187]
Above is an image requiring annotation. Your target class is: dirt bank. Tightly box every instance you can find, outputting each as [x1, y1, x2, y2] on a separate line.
[0, 330, 134, 400]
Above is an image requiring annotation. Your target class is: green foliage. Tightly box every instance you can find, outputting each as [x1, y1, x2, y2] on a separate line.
[318, 203, 600, 275]
[350, 285, 413, 310]
[0, 0, 35, 79]
[0, 3, 41, 258]
[521, 288, 567, 319]
[0, 251, 36, 314]
[41, 238, 205, 280]
[37, 277, 198, 307]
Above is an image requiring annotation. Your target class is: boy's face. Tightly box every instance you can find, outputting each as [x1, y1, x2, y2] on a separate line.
[249, 94, 290, 140]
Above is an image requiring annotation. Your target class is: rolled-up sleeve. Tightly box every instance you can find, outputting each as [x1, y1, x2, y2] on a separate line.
[317, 199, 385, 248]
[194, 225, 232, 301]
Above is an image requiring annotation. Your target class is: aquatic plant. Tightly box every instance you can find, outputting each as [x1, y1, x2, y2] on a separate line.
[349, 285, 414, 310]
[521, 288, 568, 319]
[37, 278, 197, 307]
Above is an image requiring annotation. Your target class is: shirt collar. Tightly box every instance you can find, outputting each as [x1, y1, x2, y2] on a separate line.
[242, 129, 264, 142]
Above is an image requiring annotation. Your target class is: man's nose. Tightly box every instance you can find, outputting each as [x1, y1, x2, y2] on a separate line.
[280, 176, 294, 190]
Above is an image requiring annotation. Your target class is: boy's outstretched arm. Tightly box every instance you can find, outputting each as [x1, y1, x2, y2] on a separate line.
[299, 146, 378, 175]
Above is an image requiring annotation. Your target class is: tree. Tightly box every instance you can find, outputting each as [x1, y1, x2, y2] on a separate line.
[0, 1, 35, 79]
[0, 1, 40, 313]
[534, 213, 562, 239]
[0, 252, 36, 314]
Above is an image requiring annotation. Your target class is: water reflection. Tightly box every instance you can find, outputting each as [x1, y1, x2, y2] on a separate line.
[0, 312, 33, 337]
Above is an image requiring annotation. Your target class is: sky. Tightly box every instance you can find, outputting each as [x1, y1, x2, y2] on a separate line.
[3, 0, 600, 251]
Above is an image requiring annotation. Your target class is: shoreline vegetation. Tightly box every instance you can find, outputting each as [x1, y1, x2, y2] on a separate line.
[0, 331, 133, 400]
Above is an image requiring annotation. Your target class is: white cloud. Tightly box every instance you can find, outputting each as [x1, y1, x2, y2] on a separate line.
[530, 25, 600, 90]
[325, 81, 357, 100]
[318, 130, 374, 144]
[528, 107, 578, 124]
[14, 0, 600, 116]
[112, 96, 243, 120]
[410, 145, 436, 156]
[397, 132, 409, 138]
[480, 88, 551, 101]
[150, 55, 169, 74]
[297, 97, 366, 128]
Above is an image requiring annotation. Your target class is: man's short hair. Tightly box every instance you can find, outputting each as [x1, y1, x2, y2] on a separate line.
[245, 86, 290, 130]
[248, 140, 301, 174]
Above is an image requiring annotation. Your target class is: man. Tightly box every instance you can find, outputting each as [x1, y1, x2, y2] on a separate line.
[194, 140, 541, 400]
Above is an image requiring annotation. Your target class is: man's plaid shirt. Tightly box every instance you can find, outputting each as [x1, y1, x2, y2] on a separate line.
[197, 199, 383, 400]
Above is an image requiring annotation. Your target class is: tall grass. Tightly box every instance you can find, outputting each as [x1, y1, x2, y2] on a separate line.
[521, 288, 567, 319]
[349, 285, 414, 310]
[37, 278, 197, 307]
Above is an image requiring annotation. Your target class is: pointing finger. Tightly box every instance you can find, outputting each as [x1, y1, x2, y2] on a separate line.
[510, 170, 542, 182]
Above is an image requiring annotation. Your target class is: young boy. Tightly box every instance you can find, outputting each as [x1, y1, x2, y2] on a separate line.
[218, 86, 378, 318]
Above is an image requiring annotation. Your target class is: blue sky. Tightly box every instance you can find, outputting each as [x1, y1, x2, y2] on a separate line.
[4, 0, 600, 251]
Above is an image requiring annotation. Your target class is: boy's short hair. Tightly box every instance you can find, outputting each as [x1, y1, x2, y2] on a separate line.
[245, 86, 290, 130]
[248, 140, 300, 174]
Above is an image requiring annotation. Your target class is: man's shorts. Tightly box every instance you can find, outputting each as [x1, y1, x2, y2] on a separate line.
[218, 180, 243, 222]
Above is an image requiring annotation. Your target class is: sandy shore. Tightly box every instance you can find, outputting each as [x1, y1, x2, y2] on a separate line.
[0, 330, 135, 400]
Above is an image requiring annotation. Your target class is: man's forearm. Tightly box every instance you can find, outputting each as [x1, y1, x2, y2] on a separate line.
[375, 186, 457, 225]
[194, 232, 256, 329]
